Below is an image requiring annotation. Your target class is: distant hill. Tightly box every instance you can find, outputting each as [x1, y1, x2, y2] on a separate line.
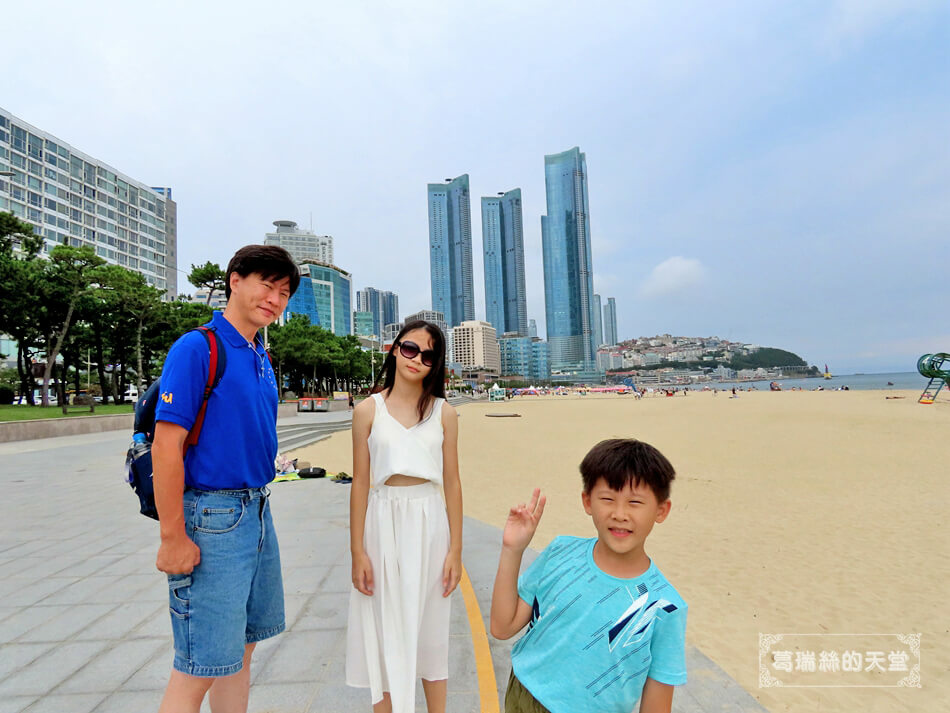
[729, 347, 810, 371]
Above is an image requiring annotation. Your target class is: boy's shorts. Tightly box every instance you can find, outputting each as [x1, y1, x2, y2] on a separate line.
[167, 487, 285, 677]
[505, 670, 551, 713]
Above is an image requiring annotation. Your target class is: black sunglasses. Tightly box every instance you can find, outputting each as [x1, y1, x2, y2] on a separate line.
[396, 340, 437, 367]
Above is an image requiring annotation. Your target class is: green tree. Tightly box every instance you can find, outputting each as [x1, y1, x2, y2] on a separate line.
[188, 261, 226, 304]
[729, 347, 807, 371]
[268, 315, 317, 395]
[93, 265, 165, 393]
[34, 245, 105, 406]
[0, 212, 45, 403]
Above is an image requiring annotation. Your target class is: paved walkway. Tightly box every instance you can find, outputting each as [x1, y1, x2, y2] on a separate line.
[0, 426, 768, 713]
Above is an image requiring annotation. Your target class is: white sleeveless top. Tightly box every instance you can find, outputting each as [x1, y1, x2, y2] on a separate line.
[368, 393, 445, 487]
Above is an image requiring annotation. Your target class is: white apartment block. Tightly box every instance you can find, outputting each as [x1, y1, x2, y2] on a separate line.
[404, 309, 448, 337]
[189, 287, 228, 310]
[450, 320, 500, 373]
[264, 220, 333, 264]
[0, 107, 178, 296]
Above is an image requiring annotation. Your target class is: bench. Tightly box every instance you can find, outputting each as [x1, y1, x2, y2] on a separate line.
[62, 396, 95, 415]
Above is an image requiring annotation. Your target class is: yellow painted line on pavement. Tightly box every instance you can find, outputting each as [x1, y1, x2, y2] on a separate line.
[459, 566, 500, 713]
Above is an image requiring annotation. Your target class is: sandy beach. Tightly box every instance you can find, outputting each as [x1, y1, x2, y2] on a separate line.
[292, 389, 948, 713]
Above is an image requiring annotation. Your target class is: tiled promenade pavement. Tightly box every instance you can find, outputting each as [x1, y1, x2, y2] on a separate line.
[0, 423, 768, 712]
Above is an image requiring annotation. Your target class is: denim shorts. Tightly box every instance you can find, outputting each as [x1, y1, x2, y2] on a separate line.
[168, 486, 285, 677]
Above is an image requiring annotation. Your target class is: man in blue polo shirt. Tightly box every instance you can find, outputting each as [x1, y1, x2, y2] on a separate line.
[152, 245, 299, 713]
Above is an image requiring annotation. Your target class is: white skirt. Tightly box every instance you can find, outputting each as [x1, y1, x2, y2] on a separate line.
[345, 481, 451, 712]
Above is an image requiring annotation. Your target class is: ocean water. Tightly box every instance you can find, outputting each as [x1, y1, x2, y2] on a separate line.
[710, 371, 927, 392]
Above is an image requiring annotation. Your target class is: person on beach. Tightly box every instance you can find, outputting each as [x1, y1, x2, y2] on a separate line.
[346, 320, 463, 713]
[490, 438, 687, 713]
[152, 245, 299, 713]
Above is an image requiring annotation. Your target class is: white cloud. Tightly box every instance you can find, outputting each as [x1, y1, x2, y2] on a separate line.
[639, 257, 707, 299]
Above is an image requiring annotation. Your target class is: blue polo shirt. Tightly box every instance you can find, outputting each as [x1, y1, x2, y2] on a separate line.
[512, 536, 687, 713]
[155, 311, 278, 490]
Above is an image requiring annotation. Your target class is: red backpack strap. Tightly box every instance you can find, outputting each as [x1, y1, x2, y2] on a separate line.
[182, 326, 221, 456]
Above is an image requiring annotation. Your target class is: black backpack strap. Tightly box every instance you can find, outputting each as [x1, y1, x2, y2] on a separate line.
[182, 326, 227, 454]
[134, 380, 163, 441]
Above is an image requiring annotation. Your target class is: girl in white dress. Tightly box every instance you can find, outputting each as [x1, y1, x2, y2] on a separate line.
[346, 320, 463, 713]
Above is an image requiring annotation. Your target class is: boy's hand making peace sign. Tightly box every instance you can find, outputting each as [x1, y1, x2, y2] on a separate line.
[502, 488, 547, 553]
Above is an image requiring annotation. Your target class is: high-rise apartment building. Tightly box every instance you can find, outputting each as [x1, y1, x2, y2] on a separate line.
[499, 333, 550, 383]
[353, 311, 374, 337]
[356, 287, 399, 339]
[451, 320, 500, 374]
[593, 293, 604, 347]
[403, 309, 447, 338]
[283, 260, 352, 337]
[382, 322, 403, 345]
[541, 147, 596, 374]
[528, 319, 538, 338]
[189, 288, 228, 310]
[427, 175, 474, 327]
[603, 297, 618, 346]
[482, 188, 528, 337]
[0, 107, 178, 295]
[264, 220, 333, 264]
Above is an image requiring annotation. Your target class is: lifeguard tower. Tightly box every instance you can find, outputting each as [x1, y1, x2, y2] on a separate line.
[917, 353, 950, 404]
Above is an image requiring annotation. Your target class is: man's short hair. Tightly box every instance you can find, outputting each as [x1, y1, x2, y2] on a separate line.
[580, 438, 676, 502]
[225, 245, 300, 300]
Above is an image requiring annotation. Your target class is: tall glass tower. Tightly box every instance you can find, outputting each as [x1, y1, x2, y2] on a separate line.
[356, 287, 399, 338]
[603, 297, 618, 346]
[482, 188, 527, 337]
[428, 174, 474, 327]
[541, 147, 596, 372]
[593, 293, 604, 347]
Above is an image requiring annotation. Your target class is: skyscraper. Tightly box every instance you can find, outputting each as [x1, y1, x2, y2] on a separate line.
[451, 320, 500, 374]
[356, 287, 399, 339]
[0, 107, 178, 295]
[283, 260, 352, 337]
[593, 293, 604, 347]
[540, 147, 596, 373]
[603, 297, 618, 346]
[264, 220, 333, 264]
[403, 309, 448, 338]
[482, 188, 528, 337]
[428, 174, 474, 327]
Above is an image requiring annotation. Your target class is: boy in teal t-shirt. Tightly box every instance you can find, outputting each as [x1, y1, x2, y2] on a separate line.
[490, 439, 687, 713]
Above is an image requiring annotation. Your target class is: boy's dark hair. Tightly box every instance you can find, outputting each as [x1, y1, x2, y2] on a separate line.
[225, 245, 300, 299]
[580, 438, 675, 502]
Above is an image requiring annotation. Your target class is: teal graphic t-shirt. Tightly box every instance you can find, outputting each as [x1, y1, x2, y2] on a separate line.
[512, 536, 687, 713]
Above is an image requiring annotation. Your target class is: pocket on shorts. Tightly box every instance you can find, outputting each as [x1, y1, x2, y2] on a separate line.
[194, 496, 246, 534]
[168, 574, 192, 619]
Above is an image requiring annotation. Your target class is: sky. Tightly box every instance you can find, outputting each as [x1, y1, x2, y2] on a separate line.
[3, 0, 948, 373]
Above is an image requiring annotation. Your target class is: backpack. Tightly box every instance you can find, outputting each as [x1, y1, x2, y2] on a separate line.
[125, 326, 228, 520]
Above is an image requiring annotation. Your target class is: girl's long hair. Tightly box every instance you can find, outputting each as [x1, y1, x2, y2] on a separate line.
[372, 320, 447, 422]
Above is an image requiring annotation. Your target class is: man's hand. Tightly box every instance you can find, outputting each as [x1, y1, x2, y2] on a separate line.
[156, 532, 201, 575]
[502, 488, 546, 553]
